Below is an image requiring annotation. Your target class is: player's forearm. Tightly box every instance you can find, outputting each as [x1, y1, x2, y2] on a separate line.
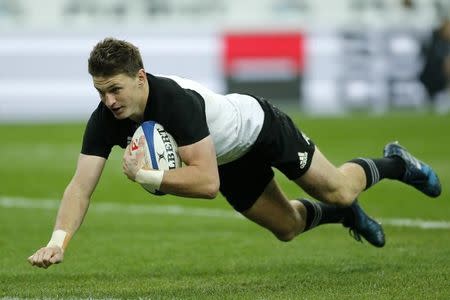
[159, 166, 219, 199]
[52, 182, 91, 250]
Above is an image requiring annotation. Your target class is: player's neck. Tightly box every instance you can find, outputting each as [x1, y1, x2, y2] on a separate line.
[130, 81, 149, 123]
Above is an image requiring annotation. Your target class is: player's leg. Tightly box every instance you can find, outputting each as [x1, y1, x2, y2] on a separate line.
[259, 112, 387, 246]
[294, 147, 365, 206]
[218, 151, 302, 241]
[237, 176, 354, 242]
[218, 149, 365, 243]
[295, 143, 441, 205]
[294, 147, 405, 205]
[240, 178, 384, 247]
[257, 101, 404, 206]
[240, 178, 305, 241]
[285, 149, 386, 247]
[256, 96, 440, 202]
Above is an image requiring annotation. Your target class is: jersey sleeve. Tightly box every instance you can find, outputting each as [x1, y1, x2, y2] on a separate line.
[81, 108, 114, 158]
[165, 89, 210, 147]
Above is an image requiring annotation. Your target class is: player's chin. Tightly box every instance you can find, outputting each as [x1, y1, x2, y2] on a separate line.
[113, 114, 127, 120]
[112, 108, 128, 119]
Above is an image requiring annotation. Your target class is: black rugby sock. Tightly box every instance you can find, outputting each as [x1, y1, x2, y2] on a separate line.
[298, 198, 352, 232]
[349, 157, 405, 190]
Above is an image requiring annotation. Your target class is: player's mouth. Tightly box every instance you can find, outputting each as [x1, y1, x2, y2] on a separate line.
[111, 106, 124, 114]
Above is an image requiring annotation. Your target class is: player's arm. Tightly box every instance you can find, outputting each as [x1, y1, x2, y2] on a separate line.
[160, 135, 219, 198]
[123, 135, 219, 199]
[28, 154, 106, 268]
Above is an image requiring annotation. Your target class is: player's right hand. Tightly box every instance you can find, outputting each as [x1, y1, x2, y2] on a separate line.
[27, 246, 64, 269]
[123, 135, 147, 181]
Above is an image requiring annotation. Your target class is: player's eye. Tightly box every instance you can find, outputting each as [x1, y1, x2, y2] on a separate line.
[111, 87, 121, 94]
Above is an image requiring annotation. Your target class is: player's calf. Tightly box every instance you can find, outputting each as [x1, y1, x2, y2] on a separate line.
[296, 198, 385, 247]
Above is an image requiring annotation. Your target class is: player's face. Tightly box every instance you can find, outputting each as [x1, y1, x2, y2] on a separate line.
[93, 73, 144, 120]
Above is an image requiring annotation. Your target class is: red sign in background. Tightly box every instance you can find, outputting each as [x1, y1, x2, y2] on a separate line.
[224, 32, 305, 76]
[223, 32, 305, 101]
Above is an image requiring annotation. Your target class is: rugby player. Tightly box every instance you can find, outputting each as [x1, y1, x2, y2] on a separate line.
[28, 38, 441, 268]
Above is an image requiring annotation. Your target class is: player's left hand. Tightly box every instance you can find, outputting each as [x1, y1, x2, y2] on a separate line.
[123, 136, 147, 181]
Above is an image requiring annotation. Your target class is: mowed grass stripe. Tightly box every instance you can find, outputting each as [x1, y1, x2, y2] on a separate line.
[2, 196, 450, 230]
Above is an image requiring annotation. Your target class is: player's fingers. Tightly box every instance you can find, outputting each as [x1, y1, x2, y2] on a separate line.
[28, 254, 37, 266]
[33, 250, 45, 268]
[49, 252, 63, 264]
[35, 247, 53, 268]
[29, 247, 48, 267]
[123, 161, 132, 176]
[42, 249, 55, 267]
[31, 253, 41, 266]
[123, 156, 132, 171]
[39, 250, 51, 268]
[27, 254, 34, 264]
[44, 259, 56, 267]
[123, 145, 131, 158]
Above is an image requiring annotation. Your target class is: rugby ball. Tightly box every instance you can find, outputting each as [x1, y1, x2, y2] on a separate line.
[130, 121, 181, 195]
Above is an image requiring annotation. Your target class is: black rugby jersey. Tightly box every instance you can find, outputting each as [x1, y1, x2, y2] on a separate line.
[81, 73, 209, 159]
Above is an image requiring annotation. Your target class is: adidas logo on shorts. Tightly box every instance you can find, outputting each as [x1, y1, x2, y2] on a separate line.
[298, 152, 308, 169]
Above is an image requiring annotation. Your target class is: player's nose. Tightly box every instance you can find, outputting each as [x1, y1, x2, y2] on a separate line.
[104, 93, 116, 107]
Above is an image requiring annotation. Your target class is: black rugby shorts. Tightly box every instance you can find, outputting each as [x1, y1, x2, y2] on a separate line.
[218, 97, 315, 212]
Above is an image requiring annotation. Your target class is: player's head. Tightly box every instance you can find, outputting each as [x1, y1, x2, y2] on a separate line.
[88, 37, 144, 78]
[89, 38, 148, 121]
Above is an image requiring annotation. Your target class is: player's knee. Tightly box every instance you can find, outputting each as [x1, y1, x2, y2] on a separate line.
[325, 189, 354, 206]
[275, 231, 296, 242]
[272, 215, 303, 242]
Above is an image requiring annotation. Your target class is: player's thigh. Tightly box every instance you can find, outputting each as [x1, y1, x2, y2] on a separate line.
[294, 147, 345, 202]
[242, 178, 303, 240]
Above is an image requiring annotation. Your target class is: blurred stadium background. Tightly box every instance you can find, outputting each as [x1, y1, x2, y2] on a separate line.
[1, 0, 450, 122]
[1, 1, 450, 299]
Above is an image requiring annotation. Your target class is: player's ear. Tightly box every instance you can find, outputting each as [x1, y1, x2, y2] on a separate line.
[137, 69, 146, 86]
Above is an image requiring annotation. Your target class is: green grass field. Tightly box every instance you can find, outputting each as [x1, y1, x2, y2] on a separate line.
[1, 113, 449, 299]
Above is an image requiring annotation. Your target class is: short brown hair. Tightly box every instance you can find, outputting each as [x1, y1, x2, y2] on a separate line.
[88, 37, 144, 77]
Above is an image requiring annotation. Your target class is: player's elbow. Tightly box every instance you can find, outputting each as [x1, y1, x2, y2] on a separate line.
[203, 177, 220, 199]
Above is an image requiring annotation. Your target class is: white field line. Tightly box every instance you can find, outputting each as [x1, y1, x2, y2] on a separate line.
[1, 196, 450, 230]
[0, 196, 241, 219]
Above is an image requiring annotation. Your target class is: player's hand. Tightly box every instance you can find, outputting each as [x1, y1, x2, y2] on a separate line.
[28, 246, 64, 269]
[123, 136, 147, 181]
